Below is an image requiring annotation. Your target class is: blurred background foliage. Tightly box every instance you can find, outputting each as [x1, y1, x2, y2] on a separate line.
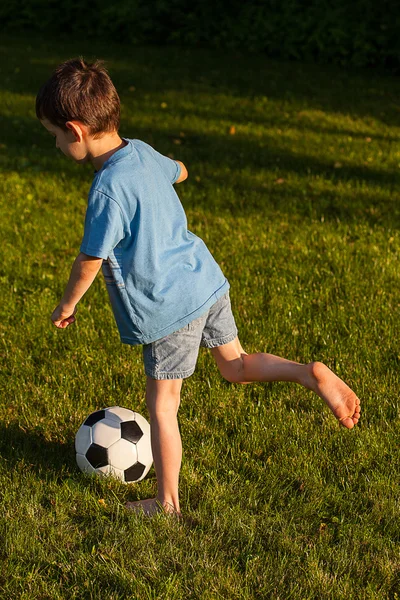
[1, 0, 399, 69]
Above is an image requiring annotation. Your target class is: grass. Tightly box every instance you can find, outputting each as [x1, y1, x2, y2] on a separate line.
[1, 34, 400, 599]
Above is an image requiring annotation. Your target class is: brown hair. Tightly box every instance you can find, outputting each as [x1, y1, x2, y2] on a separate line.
[36, 58, 120, 136]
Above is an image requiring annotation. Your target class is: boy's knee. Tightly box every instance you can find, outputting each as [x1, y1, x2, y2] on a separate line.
[145, 385, 181, 416]
[146, 400, 181, 420]
[219, 354, 250, 385]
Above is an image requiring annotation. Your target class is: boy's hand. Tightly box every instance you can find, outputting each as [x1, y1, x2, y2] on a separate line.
[51, 305, 77, 328]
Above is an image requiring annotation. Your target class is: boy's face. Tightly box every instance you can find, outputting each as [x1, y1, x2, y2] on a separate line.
[40, 119, 90, 163]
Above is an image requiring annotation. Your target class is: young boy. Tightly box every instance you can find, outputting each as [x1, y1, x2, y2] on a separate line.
[36, 58, 361, 518]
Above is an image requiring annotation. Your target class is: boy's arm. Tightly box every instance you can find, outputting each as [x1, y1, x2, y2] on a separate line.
[51, 252, 103, 328]
[175, 161, 188, 183]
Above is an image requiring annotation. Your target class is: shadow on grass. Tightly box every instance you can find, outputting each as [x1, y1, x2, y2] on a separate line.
[0, 421, 76, 478]
[0, 421, 158, 497]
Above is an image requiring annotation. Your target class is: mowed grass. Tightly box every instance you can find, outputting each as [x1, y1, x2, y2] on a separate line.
[1, 35, 400, 599]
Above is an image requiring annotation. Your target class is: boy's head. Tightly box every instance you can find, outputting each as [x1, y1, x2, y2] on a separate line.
[36, 58, 121, 162]
[36, 57, 120, 135]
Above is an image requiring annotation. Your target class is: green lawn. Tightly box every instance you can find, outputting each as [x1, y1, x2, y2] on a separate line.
[1, 35, 400, 599]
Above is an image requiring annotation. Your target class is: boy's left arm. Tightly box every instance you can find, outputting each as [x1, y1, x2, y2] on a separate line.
[175, 161, 188, 183]
[51, 252, 103, 328]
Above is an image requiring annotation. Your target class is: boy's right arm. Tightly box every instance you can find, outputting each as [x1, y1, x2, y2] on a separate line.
[51, 252, 103, 328]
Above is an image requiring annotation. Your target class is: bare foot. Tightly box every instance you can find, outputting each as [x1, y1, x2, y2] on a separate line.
[305, 362, 361, 429]
[125, 498, 181, 518]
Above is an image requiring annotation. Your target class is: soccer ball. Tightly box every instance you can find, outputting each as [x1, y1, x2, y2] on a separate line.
[75, 406, 153, 483]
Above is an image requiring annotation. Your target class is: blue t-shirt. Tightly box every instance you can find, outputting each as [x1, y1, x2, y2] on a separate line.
[80, 138, 229, 345]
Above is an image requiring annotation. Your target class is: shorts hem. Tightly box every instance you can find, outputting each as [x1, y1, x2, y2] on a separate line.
[144, 366, 196, 380]
[201, 329, 238, 349]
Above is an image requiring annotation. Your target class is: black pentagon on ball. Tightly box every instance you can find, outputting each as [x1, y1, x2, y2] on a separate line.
[124, 462, 146, 482]
[121, 420, 143, 444]
[86, 443, 108, 468]
[84, 410, 106, 427]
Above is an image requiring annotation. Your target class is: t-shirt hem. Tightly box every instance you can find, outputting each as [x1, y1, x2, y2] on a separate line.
[119, 279, 230, 346]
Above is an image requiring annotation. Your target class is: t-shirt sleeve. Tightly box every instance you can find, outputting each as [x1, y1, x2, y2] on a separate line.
[80, 190, 125, 260]
[140, 141, 182, 184]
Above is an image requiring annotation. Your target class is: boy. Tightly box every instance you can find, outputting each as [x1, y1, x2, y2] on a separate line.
[36, 58, 361, 518]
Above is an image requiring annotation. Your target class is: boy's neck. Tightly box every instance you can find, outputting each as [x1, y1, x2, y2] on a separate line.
[88, 132, 127, 171]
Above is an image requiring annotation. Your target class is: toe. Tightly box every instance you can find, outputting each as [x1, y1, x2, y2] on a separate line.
[338, 416, 355, 429]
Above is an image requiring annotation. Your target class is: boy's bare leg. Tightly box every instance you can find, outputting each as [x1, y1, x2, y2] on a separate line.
[211, 337, 361, 428]
[125, 377, 183, 517]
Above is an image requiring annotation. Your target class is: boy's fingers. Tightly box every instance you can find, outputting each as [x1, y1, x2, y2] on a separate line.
[62, 316, 76, 327]
[53, 316, 76, 328]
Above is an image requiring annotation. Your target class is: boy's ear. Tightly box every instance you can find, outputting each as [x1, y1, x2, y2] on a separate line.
[65, 121, 87, 142]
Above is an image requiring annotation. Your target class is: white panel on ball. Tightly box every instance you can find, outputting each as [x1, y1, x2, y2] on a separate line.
[76, 453, 95, 474]
[92, 419, 121, 447]
[96, 465, 112, 477]
[108, 438, 138, 470]
[136, 436, 153, 472]
[134, 412, 151, 437]
[105, 406, 136, 422]
[75, 425, 92, 454]
[104, 465, 125, 481]
[96, 464, 124, 480]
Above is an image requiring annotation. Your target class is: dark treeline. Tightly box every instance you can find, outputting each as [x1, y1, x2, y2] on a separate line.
[1, 0, 399, 68]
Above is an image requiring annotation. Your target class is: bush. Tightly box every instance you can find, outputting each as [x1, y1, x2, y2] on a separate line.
[1, 0, 399, 68]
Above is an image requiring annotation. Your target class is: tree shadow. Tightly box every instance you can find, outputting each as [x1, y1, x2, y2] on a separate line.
[2, 111, 399, 229]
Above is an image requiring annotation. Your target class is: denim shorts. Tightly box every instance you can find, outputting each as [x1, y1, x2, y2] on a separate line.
[142, 291, 238, 380]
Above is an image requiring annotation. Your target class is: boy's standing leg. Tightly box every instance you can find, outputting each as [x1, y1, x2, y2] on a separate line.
[126, 377, 183, 516]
